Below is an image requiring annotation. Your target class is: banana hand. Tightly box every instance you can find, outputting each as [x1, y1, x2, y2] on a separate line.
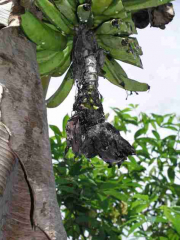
[21, 11, 67, 51]
[123, 0, 171, 11]
[97, 35, 143, 68]
[35, 0, 72, 35]
[38, 41, 73, 76]
[103, 56, 150, 92]
[96, 19, 132, 35]
[103, 0, 124, 16]
[92, 0, 113, 15]
[46, 66, 74, 108]
[54, 0, 78, 25]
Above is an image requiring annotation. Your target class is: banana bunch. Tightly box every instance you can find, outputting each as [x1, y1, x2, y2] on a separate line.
[20, 0, 173, 108]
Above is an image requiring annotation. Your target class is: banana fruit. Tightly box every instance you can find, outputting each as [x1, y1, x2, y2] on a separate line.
[77, 4, 91, 23]
[122, 0, 172, 11]
[97, 35, 143, 68]
[52, 55, 71, 77]
[21, 11, 67, 51]
[103, 0, 124, 16]
[35, 0, 72, 35]
[96, 19, 133, 35]
[54, 0, 78, 25]
[38, 41, 73, 76]
[91, 0, 113, 15]
[103, 56, 150, 92]
[46, 66, 74, 108]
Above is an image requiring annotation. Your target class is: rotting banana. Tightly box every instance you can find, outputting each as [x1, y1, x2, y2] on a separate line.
[46, 66, 74, 108]
[35, 0, 72, 35]
[103, 56, 150, 92]
[38, 41, 73, 76]
[97, 36, 143, 68]
[21, 11, 67, 51]
[91, 0, 113, 15]
[54, 0, 78, 25]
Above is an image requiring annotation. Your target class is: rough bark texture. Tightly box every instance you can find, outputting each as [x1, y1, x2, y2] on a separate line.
[0, 27, 67, 239]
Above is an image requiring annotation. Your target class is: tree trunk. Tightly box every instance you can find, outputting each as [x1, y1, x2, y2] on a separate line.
[0, 18, 66, 240]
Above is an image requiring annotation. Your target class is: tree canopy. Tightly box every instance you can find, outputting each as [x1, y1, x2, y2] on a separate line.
[51, 105, 180, 240]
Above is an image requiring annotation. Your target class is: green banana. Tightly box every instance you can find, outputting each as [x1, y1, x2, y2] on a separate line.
[21, 11, 67, 51]
[77, 4, 91, 23]
[123, 12, 137, 35]
[93, 10, 130, 28]
[54, 0, 78, 25]
[103, 56, 150, 92]
[37, 50, 59, 64]
[97, 36, 143, 68]
[41, 75, 51, 98]
[46, 66, 74, 108]
[96, 19, 133, 35]
[103, 0, 124, 16]
[52, 55, 71, 77]
[91, 0, 113, 15]
[67, 0, 78, 11]
[35, 0, 72, 35]
[122, 0, 172, 11]
[38, 41, 73, 76]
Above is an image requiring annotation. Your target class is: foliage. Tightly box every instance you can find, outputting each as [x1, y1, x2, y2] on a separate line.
[50, 105, 180, 240]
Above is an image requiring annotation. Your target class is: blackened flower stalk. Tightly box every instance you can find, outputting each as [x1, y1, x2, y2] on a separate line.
[66, 25, 135, 167]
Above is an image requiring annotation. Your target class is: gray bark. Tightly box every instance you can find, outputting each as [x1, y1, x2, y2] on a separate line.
[0, 26, 66, 240]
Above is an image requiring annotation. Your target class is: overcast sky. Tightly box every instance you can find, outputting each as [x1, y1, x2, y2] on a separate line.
[47, 1, 180, 127]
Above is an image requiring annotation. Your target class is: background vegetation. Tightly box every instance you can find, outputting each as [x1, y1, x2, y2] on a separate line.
[50, 105, 180, 240]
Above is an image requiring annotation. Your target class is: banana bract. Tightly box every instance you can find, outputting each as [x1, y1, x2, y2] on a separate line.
[20, 0, 173, 107]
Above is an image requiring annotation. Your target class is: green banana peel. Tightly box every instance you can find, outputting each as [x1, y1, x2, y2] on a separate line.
[35, 0, 72, 35]
[122, 0, 172, 11]
[46, 66, 74, 108]
[103, 0, 124, 16]
[103, 56, 150, 92]
[97, 36, 143, 68]
[92, 0, 113, 15]
[52, 55, 71, 77]
[37, 50, 59, 64]
[96, 19, 133, 35]
[38, 41, 73, 76]
[21, 11, 67, 51]
[77, 4, 91, 23]
[54, 0, 78, 25]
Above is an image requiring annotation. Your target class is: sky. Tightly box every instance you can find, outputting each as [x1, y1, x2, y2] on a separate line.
[47, 1, 180, 129]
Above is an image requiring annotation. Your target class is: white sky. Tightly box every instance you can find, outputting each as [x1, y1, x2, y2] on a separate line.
[47, 1, 180, 128]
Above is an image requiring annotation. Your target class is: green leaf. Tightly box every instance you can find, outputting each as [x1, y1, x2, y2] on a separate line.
[152, 130, 160, 140]
[168, 167, 175, 183]
[62, 114, 70, 137]
[128, 219, 145, 236]
[133, 194, 149, 201]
